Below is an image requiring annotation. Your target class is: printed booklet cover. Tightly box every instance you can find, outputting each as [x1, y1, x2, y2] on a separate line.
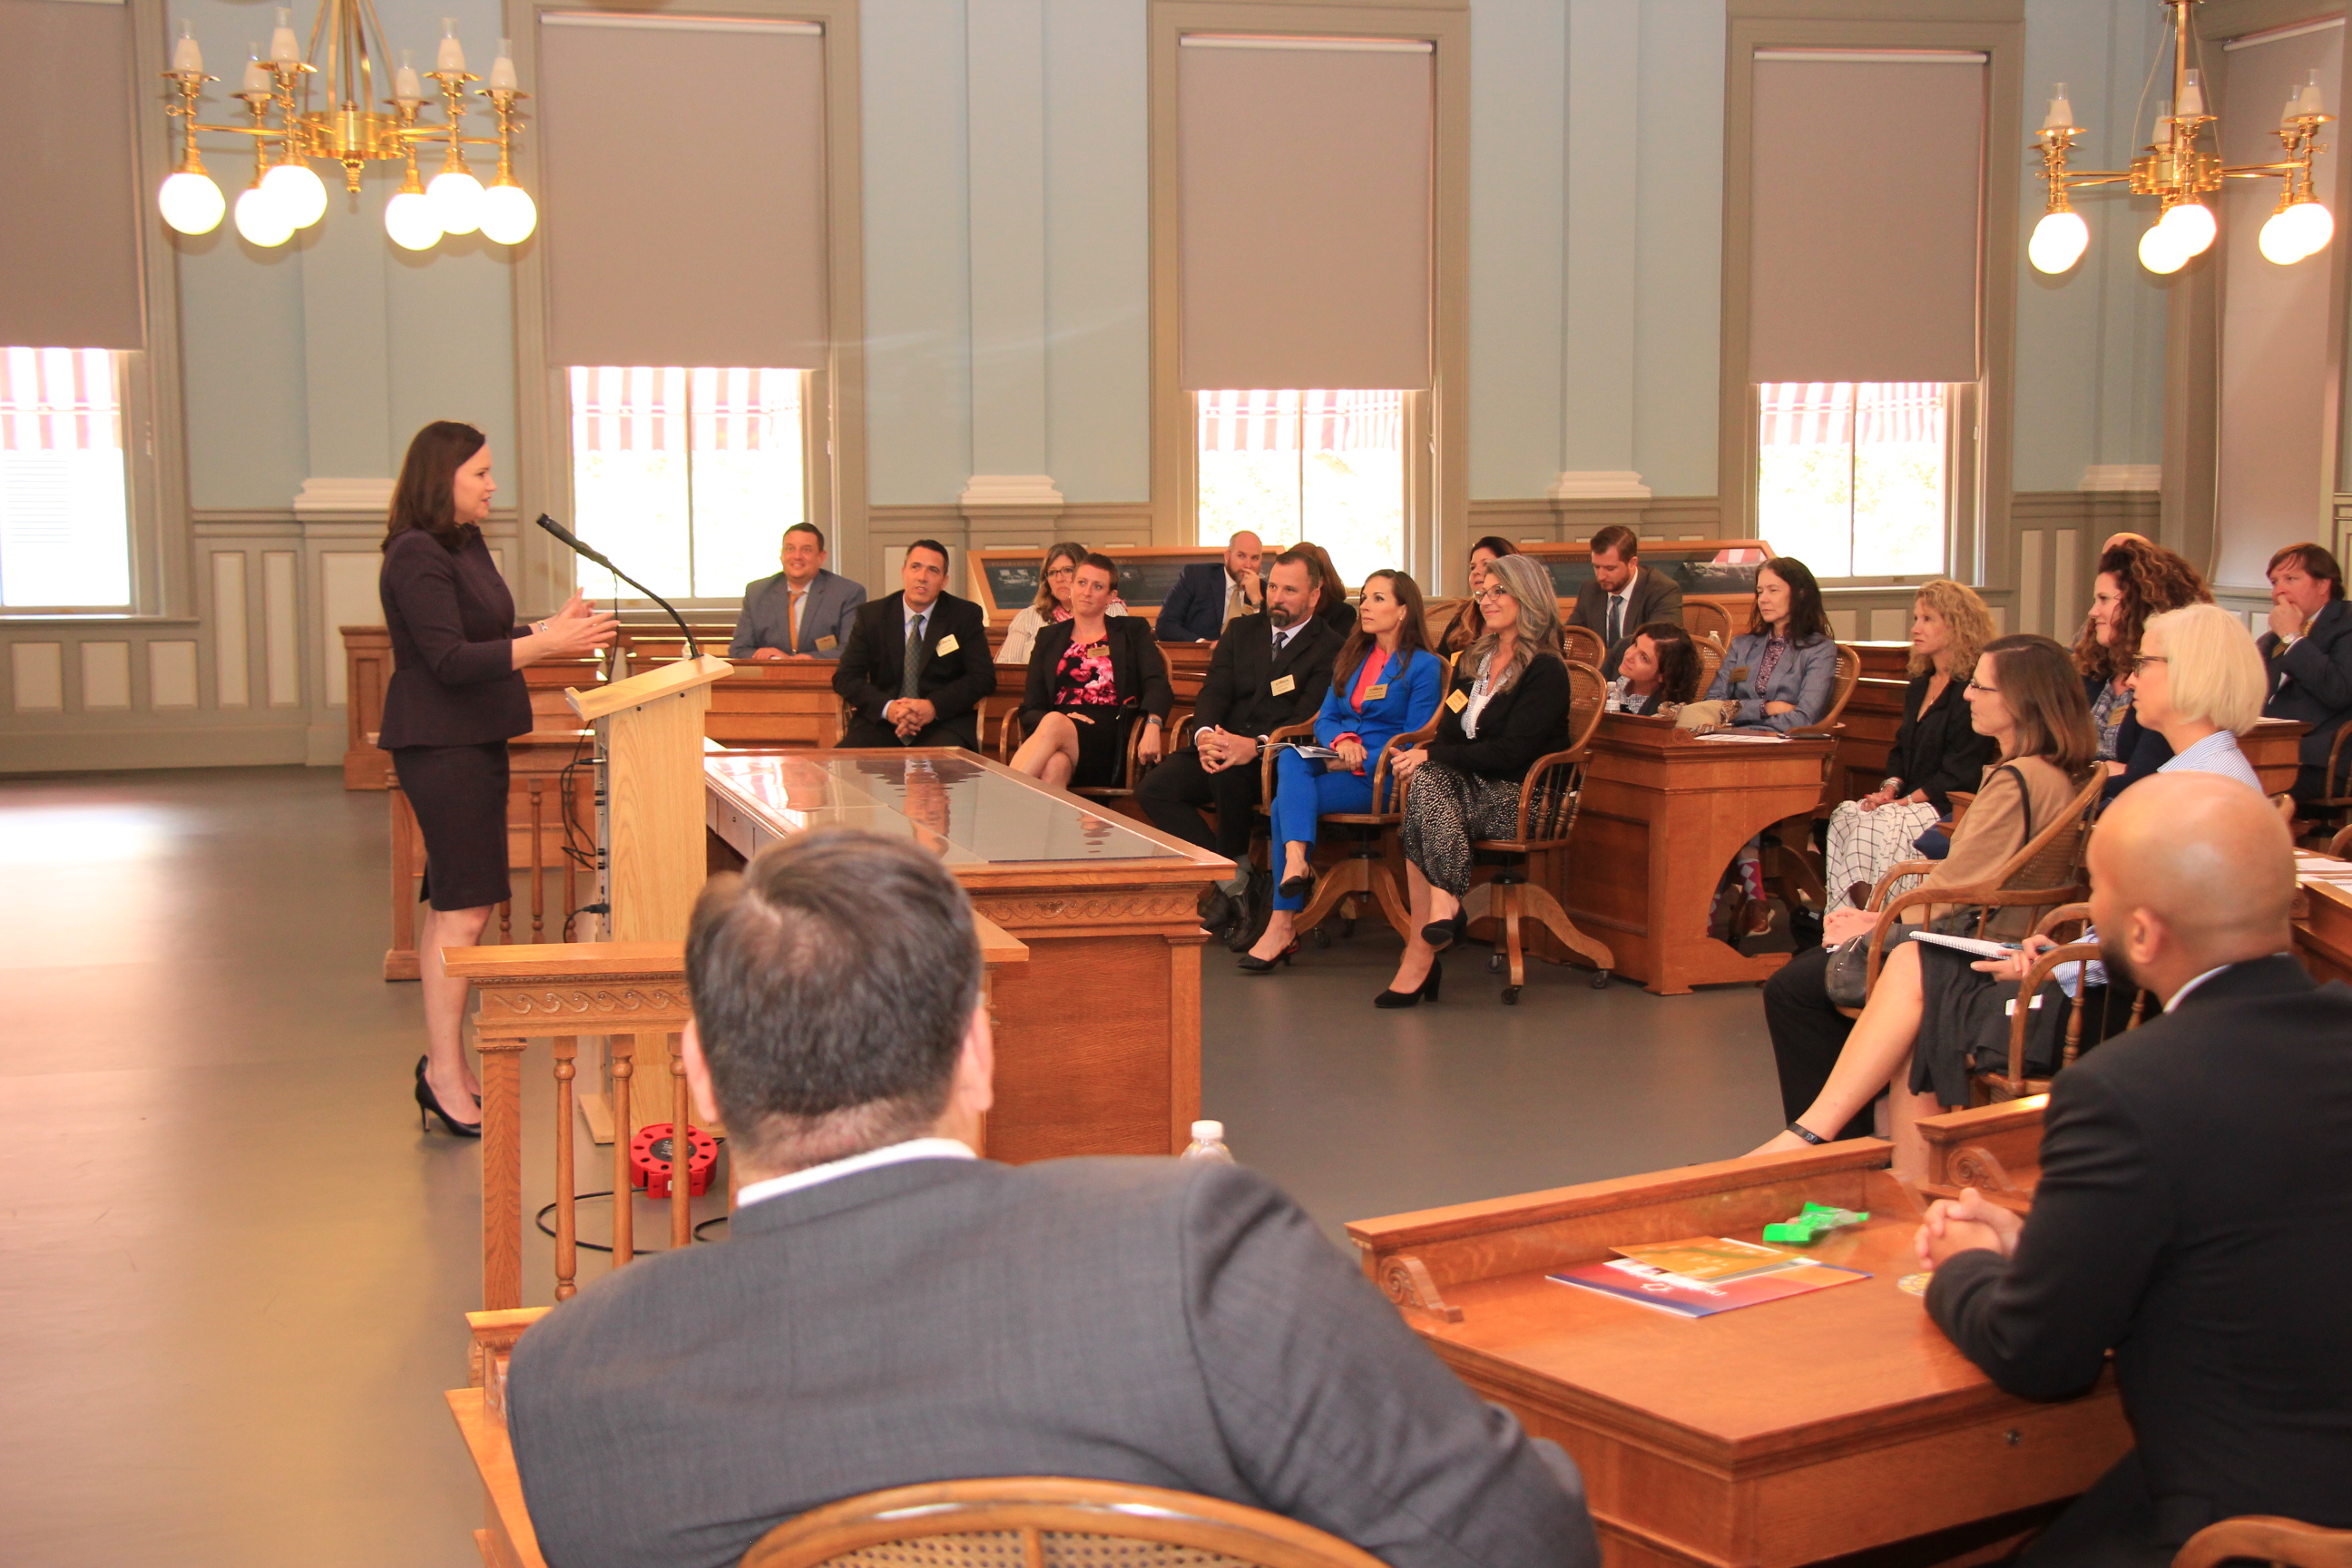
[1550, 1250, 1870, 1318]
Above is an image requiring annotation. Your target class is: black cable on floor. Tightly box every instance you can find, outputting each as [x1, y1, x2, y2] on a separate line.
[534, 1191, 726, 1253]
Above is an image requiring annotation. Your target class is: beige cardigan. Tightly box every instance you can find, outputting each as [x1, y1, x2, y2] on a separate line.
[1917, 755, 2087, 937]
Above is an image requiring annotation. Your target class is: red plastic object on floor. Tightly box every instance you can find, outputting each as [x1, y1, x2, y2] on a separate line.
[629, 1121, 719, 1200]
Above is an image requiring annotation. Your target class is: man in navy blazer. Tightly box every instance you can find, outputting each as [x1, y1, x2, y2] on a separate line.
[2256, 541, 2352, 803]
[730, 523, 867, 661]
[1155, 532, 1265, 642]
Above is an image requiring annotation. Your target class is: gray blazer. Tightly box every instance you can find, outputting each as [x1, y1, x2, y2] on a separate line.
[507, 1156, 1596, 1568]
[730, 567, 867, 659]
[1567, 564, 1683, 676]
[1702, 630, 1839, 732]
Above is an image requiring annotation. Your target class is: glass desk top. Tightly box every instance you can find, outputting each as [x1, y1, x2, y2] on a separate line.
[705, 751, 1189, 865]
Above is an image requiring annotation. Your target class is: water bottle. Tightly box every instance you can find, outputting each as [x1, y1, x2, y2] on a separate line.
[1180, 1119, 1234, 1162]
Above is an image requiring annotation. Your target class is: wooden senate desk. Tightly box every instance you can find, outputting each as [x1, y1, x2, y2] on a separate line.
[704, 749, 1228, 1160]
[1563, 717, 1837, 994]
[1348, 1142, 2131, 1568]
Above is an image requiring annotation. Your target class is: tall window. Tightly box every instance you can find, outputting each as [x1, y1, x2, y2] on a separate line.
[1195, 389, 1404, 591]
[1756, 382, 1949, 578]
[566, 367, 805, 602]
[0, 348, 131, 609]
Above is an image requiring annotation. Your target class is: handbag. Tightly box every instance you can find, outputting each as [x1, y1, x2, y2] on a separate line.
[1821, 764, 2029, 1007]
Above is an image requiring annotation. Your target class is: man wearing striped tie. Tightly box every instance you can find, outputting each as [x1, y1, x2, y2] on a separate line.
[833, 540, 997, 750]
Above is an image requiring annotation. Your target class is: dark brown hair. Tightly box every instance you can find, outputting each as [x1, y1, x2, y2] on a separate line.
[2073, 536, 2210, 684]
[1980, 632, 2098, 777]
[1273, 543, 1328, 603]
[1629, 620, 1701, 705]
[1749, 556, 1830, 644]
[1075, 551, 1121, 592]
[785, 522, 827, 551]
[385, 420, 487, 552]
[1029, 542, 1088, 613]
[1469, 534, 1517, 563]
[1334, 571, 1429, 686]
[1588, 524, 1640, 560]
[906, 539, 951, 570]
[2268, 541, 2346, 601]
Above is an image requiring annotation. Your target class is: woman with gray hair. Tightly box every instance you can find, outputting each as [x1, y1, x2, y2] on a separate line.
[1377, 553, 1573, 1007]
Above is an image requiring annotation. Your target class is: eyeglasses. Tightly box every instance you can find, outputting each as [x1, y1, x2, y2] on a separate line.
[2128, 654, 2170, 674]
[1044, 567, 1075, 581]
[1472, 588, 1510, 604]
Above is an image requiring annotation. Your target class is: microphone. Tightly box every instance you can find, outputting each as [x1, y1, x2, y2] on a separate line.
[534, 514, 700, 659]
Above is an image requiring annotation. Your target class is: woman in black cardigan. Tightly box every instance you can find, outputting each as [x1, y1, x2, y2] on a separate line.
[1009, 553, 1171, 789]
[378, 421, 614, 1135]
[1377, 552, 1572, 1007]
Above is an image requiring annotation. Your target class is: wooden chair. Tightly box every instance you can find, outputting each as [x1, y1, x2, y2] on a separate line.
[2295, 725, 2352, 836]
[1459, 658, 1617, 1002]
[997, 708, 1163, 805]
[1759, 642, 1866, 920]
[1974, 900, 2148, 1103]
[740, 1478, 1388, 1568]
[2174, 1516, 2352, 1568]
[1253, 716, 1438, 943]
[1694, 637, 1723, 693]
[1562, 622, 1607, 669]
[1683, 601, 1733, 645]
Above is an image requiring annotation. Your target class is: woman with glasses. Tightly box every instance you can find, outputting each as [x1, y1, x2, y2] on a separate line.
[999, 542, 1126, 666]
[1439, 535, 1519, 658]
[1375, 554, 1572, 1007]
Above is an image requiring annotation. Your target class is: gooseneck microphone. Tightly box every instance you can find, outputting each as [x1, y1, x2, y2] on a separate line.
[535, 514, 700, 658]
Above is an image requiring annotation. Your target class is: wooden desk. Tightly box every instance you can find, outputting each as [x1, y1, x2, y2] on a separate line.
[1346, 1143, 2131, 1568]
[1562, 718, 1838, 994]
[702, 660, 847, 749]
[705, 748, 1228, 1162]
[2244, 716, 2309, 796]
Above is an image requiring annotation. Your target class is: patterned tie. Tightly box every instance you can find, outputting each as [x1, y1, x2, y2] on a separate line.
[1607, 593, 1622, 647]
[901, 611, 926, 700]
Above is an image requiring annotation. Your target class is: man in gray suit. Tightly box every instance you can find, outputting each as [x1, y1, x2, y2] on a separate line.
[506, 829, 1597, 1568]
[730, 522, 867, 660]
[1566, 524, 1682, 677]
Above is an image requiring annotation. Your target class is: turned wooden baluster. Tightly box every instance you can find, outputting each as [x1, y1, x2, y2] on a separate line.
[527, 781, 547, 942]
[479, 1037, 525, 1311]
[670, 1030, 691, 1249]
[553, 1035, 578, 1300]
[609, 1034, 634, 1268]
[497, 897, 512, 944]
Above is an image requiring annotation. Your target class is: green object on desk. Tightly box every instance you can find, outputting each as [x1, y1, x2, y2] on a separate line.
[1762, 1201, 1868, 1246]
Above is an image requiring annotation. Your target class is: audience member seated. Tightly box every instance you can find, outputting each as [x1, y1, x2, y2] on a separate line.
[1757, 634, 2097, 1145]
[1296, 540, 1358, 637]
[1916, 774, 2352, 1566]
[1000, 542, 1127, 666]
[1567, 524, 1684, 677]
[1752, 610, 2268, 1157]
[1440, 535, 1517, 657]
[1240, 571, 1445, 972]
[1823, 580, 1998, 913]
[1155, 531, 1263, 643]
[1605, 622, 1701, 716]
[505, 830, 1601, 1568]
[1140, 547, 1346, 945]
[729, 522, 867, 661]
[1009, 554, 1169, 790]
[2076, 535, 2210, 795]
[2257, 540, 2352, 806]
[1377, 554, 1572, 1008]
[832, 539, 997, 749]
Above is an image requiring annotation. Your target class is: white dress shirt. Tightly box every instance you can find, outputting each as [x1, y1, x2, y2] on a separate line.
[734, 1136, 976, 1210]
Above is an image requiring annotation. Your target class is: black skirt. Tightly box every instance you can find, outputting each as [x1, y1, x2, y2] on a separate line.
[1067, 709, 1137, 789]
[392, 740, 512, 911]
[1906, 941, 2139, 1106]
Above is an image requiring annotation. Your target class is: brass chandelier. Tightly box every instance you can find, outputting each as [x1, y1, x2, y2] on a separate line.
[156, 0, 536, 251]
[2029, 0, 2333, 275]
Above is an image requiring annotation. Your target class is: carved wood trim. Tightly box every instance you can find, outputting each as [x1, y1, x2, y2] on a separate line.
[1377, 1253, 1465, 1324]
[1947, 1145, 2016, 1193]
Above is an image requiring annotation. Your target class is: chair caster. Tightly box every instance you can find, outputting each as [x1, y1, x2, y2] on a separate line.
[1311, 926, 1331, 949]
[1589, 968, 1612, 990]
[1488, 952, 1505, 974]
[1500, 985, 1522, 1005]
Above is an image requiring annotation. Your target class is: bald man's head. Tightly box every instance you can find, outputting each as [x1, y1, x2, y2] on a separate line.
[2089, 773, 2295, 1000]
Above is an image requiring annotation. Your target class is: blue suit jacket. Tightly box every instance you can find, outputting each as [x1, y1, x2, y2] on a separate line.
[1314, 648, 1446, 768]
[1701, 631, 1838, 731]
[1156, 561, 1262, 643]
[730, 568, 867, 659]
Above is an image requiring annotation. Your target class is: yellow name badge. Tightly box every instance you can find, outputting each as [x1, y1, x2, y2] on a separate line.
[1446, 688, 1469, 712]
[1728, 665, 1749, 685]
[1270, 673, 1297, 696]
[1365, 684, 1388, 701]
[815, 634, 837, 652]
[936, 633, 959, 655]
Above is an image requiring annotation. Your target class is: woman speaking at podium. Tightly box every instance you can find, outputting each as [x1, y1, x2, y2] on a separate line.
[378, 421, 615, 1137]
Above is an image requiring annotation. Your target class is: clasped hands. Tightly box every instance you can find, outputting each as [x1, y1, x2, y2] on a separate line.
[885, 697, 937, 739]
[1914, 1186, 2023, 1270]
[1195, 725, 1258, 773]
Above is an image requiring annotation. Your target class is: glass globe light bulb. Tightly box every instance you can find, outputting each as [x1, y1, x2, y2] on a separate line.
[384, 188, 443, 251]
[2028, 210, 2089, 273]
[158, 171, 226, 235]
[478, 181, 538, 245]
[2156, 201, 2217, 258]
[2260, 206, 2308, 264]
[234, 183, 295, 247]
[2279, 201, 2335, 261]
[426, 169, 485, 235]
[2138, 221, 2189, 275]
[260, 161, 328, 229]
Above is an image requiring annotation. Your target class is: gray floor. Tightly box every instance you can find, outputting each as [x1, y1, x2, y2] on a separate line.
[0, 766, 1786, 1567]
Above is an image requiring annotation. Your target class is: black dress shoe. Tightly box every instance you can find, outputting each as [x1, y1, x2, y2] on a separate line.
[1279, 868, 1316, 901]
[1237, 939, 1300, 973]
[1420, 909, 1469, 952]
[1374, 957, 1443, 1008]
[415, 1057, 482, 1138]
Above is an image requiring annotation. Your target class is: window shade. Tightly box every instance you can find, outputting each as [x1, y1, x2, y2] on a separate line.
[1178, 36, 1432, 391]
[0, 0, 143, 351]
[1749, 53, 1984, 384]
[537, 15, 827, 369]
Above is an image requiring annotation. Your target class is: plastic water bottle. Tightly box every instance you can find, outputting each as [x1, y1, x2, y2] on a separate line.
[1181, 1119, 1234, 1162]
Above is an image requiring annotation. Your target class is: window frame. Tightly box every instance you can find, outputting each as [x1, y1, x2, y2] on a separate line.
[1749, 377, 1982, 588]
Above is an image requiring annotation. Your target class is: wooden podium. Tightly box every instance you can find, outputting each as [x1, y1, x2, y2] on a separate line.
[564, 655, 731, 1137]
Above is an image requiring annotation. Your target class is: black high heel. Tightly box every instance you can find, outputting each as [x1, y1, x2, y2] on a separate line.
[416, 1058, 482, 1138]
[1237, 938, 1301, 974]
[1420, 908, 1468, 951]
[1373, 957, 1443, 1008]
[1278, 868, 1316, 901]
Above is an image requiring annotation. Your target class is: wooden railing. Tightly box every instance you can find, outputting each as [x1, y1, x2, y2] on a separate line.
[445, 920, 1029, 1311]
[386, 745, 596, 979]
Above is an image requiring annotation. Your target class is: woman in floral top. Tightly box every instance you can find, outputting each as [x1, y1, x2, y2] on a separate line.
[1010, 554, 1172, 789]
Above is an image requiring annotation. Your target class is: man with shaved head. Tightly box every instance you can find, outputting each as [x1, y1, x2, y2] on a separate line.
[1916, 773, 2352, 1565]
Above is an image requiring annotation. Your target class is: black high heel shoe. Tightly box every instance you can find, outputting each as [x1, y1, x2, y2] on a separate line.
[415, 1057, 482, 1138]
[1420, 908, 1468, 951]
[1373, 957, 1443, 1008]
[1237, 938, 1301, 974]
[1278, 867, 1316, 901]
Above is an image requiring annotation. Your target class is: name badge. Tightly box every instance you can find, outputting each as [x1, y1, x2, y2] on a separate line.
[1728, 665, 1750, 685]
[1270, 673, 1297, 696]
[1445, 688, 1469, 713]
[1365, 684, 1388, 701]
[815, 634, 837, 652]
[936, 633, 959, 655]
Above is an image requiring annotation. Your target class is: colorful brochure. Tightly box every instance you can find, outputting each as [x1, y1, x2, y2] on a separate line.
[1549, 1254, 1869, 1318]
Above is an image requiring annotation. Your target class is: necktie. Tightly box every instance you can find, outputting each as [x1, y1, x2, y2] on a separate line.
[1607, 593, 1622, 647]
[901, 612, 926, 701]
[788, 588, 805, 652]
[1224, 578, 1246, 628]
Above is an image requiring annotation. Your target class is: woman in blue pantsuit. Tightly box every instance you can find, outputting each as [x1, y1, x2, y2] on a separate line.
[1240, 571, 1445, 971]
